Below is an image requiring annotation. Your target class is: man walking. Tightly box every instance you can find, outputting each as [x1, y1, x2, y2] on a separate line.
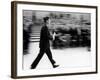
[31, 17, 59, 69]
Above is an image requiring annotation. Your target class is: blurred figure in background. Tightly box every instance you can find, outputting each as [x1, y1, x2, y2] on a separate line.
[23, 23, 33, 54]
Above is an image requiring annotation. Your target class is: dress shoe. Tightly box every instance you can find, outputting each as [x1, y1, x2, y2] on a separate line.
[53, 64, 59, 68]
[30, 66, 36, 69]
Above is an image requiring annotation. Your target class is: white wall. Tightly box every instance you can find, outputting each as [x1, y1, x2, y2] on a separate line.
[0, 0, 99, 80]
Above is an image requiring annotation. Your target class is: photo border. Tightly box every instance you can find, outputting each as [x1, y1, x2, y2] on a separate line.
[11, 1, 98, 79]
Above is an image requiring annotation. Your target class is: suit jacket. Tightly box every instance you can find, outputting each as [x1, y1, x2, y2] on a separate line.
[39, 25, 53, 49]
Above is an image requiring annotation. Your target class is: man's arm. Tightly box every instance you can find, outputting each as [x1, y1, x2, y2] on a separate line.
[41, 26, 53, 40]
[46, 29, 53, 40]
[47, 31, 53, 40]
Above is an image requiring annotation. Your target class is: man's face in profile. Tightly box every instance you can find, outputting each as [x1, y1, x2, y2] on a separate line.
[47, 19, 51, 29]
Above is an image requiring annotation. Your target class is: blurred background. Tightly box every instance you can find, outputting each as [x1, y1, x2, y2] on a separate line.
[23, 10, 91, 53]
[23, 10, 92, 70]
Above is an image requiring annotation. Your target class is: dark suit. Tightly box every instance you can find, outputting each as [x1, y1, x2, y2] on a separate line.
[31, 25, 55, 69]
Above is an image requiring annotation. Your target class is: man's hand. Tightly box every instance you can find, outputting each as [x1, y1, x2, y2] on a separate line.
[52, 32, 56, 40]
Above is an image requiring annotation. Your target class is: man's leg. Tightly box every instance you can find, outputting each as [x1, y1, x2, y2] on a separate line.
[31, 49, 44, 69]
[45, 48, 56, 66]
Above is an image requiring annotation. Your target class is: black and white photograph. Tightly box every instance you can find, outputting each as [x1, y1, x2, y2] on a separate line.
[11, 1, 97, 78]
[23, 10, 91, 69]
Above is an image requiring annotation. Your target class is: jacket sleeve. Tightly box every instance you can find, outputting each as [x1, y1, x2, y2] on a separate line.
[41, 26, 53, 40]
[43, 27, 53, 40]
[46, 28, 53, 40]
[48, 31, 53, 40]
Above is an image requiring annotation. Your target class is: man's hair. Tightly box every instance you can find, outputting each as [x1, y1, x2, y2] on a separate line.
[43, 17, 49, 23]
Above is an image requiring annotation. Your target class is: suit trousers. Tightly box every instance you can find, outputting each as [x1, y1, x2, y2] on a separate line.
[31, 48, 55, 68]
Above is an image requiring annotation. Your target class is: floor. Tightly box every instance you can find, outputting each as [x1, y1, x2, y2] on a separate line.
[23, 42, 91, 70]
